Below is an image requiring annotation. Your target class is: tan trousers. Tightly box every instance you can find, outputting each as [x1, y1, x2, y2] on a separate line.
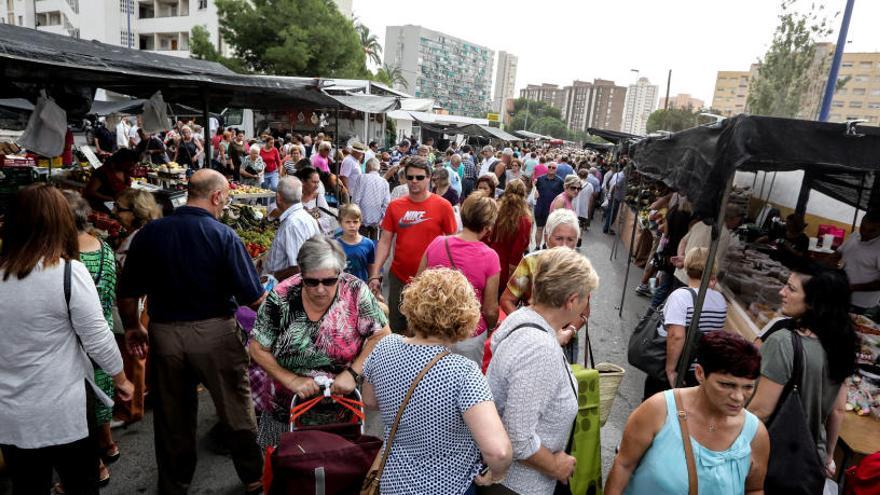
[149, 317, 262, 494]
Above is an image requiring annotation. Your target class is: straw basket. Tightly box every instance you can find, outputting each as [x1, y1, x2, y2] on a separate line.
[594, 362, 625, 427]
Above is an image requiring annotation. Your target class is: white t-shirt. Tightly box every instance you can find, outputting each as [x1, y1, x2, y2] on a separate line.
[658, 287, 728, 337]
[128, 125, 141, 146]
[839, 233, 880, 308]
[340, 155, 363, 200]
[116, 121, 130, 149]
[574, 179, 594, 219]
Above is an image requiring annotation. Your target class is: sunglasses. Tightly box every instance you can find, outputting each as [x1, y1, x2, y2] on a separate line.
[406, 175, 426, 181]
[569, 186, 582, 191]
[302, 277, 339, 287]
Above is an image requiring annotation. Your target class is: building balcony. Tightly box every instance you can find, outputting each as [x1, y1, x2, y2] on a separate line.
[138, 0, 188, 19]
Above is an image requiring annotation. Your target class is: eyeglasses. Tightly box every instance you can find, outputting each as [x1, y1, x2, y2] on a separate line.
[569, 186, 582, 191]
[302, 277, 339, 287]
[114, 206, 133, 213]
[406, 175, 426, 181]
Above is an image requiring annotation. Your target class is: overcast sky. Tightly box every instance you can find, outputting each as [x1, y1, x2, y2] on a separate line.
[352, 0, 880, 106]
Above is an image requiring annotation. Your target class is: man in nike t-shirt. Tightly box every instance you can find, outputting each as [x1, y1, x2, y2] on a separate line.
[369, 156, 456, 334]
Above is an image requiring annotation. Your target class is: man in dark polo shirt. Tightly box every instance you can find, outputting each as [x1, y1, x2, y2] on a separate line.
[118, 169, 266, 495]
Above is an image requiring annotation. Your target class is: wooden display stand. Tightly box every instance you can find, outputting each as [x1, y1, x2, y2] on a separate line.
[619, 207, 650, 262]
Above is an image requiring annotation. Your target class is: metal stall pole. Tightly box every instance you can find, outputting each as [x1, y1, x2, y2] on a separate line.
[202, 92, 212, 166]
[674, 173, 735, 388]
[617, 205, 640, 317]
[852, 173, 867, 232]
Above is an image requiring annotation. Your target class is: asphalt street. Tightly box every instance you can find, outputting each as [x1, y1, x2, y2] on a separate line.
[0, 218, 651, 495]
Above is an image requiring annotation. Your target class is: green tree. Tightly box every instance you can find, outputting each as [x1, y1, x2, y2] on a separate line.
[646, 108, 699, 133]
[189, 25, 246, 72]
[373, 64, 408, 90]
[747, 0, 836, 118]
[356, 22, 382, 67]
[215, 0, 367, 78]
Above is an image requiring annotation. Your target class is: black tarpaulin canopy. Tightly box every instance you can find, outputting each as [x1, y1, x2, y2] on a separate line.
[629, 114, 880, 221]
[587, 127, 642, 144]
[0, 23, 339, 116]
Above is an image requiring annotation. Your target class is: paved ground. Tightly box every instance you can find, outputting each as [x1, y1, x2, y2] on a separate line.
[0, 219, 651, 495]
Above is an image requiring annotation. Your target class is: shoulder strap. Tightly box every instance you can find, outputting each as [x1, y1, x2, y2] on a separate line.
[374, 350, 450, 481]
[673, 390, 699, 495]
[443, 236, 458, 271]
[781, 330, 806, 401]
[64, 259, 72, 321]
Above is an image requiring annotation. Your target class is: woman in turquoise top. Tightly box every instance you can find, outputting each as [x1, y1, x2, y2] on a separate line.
[606, 332, 770, 495]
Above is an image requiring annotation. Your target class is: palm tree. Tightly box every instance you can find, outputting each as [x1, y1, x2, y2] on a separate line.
[375, 64, 408, 90]
[355, 23, 382, 67]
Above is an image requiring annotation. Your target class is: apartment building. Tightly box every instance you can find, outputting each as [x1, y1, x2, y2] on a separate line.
[493, 51, 518, 113]
[659, 93, 705, 111]
[3, 0, 353, 59]
[828, 51, 880, 125]
[622, 76, 658, 135]
[559, 79, 626, 132]
[711, 67, 756, 117]
[519, 83, 565, 110]
[385, 25, 494, 117]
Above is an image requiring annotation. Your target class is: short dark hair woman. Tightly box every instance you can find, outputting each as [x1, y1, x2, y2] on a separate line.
[0, 185, 133, 494]
[747, 268, 858, 478]
[606, 332, 769, 494]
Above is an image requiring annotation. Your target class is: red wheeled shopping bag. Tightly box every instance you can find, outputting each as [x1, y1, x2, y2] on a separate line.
[266, 393, 383, 495]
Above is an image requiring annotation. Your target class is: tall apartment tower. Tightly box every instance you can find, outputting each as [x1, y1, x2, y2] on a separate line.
[384, 25, 494, 117]
[622, 77, 659, 135]
[493, 51, 518, 113]
[519, 83, 565, 110]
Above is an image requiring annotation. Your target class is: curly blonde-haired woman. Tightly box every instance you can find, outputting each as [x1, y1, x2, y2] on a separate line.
[362, 268, 513, 495]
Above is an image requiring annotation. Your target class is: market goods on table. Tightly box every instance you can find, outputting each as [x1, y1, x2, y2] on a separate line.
[229, 184, 273, 196]
[222, 203, 277, 259]
[722, 246, 788, 327]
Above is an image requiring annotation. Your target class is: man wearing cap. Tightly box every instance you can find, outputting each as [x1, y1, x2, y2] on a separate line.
[340, 142, 365, 202]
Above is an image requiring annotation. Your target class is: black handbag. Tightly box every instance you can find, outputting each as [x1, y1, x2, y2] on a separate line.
[627, 288, 696, 381]
[763, 330, 825, 495]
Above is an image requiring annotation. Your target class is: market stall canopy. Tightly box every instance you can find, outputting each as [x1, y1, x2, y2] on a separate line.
[582, 141, 615, 152]
[629, 114, 880, 220]
[454, 124, 522, 142]
[515, 130, 554, 140]
[0, 23, 339, 117]
[587, 127, 642, 144]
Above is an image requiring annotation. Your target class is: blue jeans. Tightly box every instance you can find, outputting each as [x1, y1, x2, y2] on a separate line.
[603, 198, 621, 233]
[262, 171, 279, 191]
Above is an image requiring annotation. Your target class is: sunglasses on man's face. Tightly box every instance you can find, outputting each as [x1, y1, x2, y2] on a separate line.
[302, 277, 339, 287]
[406, 175, 426, 181]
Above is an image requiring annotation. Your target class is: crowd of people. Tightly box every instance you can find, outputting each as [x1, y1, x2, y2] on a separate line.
[0, 123, 873, 495]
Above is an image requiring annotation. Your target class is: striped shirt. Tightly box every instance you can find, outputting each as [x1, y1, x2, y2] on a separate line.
[658, 287, 727, 337]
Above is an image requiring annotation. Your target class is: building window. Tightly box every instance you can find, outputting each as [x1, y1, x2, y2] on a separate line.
[849, 101, 863, 108]
[199, 0, 207, 9]
[832, 100, 844, 107]
[853, 88, 866, 95]
[860, 61, 873, 69]
[842, 62, 853, 68]
[868, 102, 880, 109]
[119, 0, 133, 14]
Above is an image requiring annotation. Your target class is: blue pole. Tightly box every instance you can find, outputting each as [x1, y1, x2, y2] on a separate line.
[818, 0, 856, 121]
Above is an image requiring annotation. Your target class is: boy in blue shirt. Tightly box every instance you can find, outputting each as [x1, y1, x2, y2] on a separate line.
[335, 203, 376, 283]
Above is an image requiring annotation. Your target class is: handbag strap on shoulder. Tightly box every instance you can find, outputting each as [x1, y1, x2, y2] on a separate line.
[782, 330, 806, 399]
[673, 389, 699, 495]
[443, 236, 458, 271]
[374, 350, 450, 480]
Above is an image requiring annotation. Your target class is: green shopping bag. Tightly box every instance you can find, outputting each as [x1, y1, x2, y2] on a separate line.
[569, 364, 603, 495]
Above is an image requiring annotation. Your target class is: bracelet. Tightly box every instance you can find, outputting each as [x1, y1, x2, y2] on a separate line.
[368, 276, 382, 282]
